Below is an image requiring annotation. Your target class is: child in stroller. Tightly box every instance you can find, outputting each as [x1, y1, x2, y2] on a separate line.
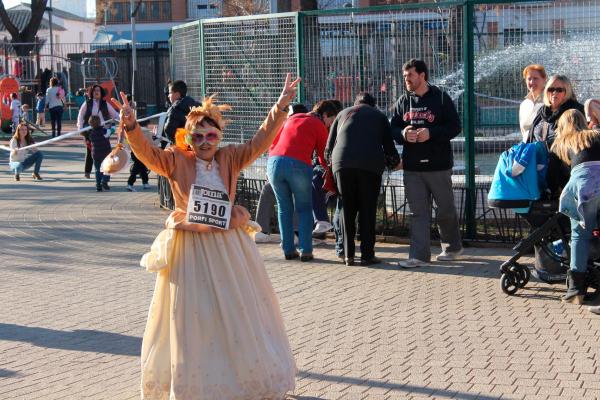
[488, 128, 600, 299]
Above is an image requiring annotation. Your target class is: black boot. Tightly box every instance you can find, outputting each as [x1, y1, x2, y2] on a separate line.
[584, 267, 600, 302]
[563, 270, 588, 304]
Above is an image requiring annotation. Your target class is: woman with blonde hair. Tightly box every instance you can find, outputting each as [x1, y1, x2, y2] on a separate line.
[527, 75, 584, 195]
[114, 74, 300, 399]
[551, 109, 600, 307]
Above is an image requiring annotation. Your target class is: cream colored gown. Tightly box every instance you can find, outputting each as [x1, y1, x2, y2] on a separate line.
[140, 159, 296, 400]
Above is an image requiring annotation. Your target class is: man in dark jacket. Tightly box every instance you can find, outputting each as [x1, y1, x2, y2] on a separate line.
[390, 59, 463, 268]
[162, 80, 200, 147]
[326, 92, 400, 266]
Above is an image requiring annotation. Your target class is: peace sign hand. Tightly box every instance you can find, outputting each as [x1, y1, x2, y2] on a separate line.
[276, 73, 301, 111]
[110, 91, 137, 131]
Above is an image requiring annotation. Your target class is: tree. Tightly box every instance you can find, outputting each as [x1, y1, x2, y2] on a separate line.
[222, 0, 271, 16]
[0, 0, 48, 56]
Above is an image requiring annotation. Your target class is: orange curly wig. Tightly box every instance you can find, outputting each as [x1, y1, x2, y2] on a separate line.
[174, 95, 232, 151]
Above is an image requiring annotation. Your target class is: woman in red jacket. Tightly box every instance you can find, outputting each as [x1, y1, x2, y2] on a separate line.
[267, 100, 339, 261]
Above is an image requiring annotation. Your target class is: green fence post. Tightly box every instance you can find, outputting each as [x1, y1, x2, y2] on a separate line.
[199, 21, 206, 98]
[296, 12, 305, 104]
[463, 0, 476, 239]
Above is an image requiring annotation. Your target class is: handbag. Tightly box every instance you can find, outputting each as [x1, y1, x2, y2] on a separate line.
[101, 126, 130, 174]
[322, 166, 337, 194]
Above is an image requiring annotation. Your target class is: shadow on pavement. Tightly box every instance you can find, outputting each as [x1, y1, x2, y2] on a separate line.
[0, 323, 141, 356]
[299, 370, 501, 400]
[0, 368, 20, 378]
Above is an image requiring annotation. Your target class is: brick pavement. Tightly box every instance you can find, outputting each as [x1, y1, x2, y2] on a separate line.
[1, 140, 600, 400]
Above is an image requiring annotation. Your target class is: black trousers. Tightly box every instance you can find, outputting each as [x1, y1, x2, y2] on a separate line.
[84, 146, 93, 175]
[128, 152, 149, 185]
[335, 168, 382, 260]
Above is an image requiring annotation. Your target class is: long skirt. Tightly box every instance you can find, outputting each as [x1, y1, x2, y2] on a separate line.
[140, 227, 296, 399]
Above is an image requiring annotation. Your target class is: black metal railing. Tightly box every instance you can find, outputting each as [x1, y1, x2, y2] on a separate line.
[158, 176, 529, 243]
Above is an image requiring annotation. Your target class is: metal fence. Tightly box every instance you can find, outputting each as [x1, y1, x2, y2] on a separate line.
[170, 0, 600, 242]
[1, 41, 170, 116]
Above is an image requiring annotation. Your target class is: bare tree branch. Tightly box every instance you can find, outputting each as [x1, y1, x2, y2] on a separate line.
[0, 0, 20, 38]
[22, 0, 48, 41]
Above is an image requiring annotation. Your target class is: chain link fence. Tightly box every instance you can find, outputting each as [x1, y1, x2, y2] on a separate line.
[170, 0, 600, 242]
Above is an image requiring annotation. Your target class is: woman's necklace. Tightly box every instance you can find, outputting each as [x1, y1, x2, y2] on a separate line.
[205, 157, 214, 171]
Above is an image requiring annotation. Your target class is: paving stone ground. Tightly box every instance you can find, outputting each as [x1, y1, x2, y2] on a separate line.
[1, 138, 600, 400]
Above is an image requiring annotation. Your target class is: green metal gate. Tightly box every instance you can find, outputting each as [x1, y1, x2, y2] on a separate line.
[170, 0, 600, 242]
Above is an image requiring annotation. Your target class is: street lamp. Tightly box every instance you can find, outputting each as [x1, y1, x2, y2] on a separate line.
[47, 0, 54, 73]
[130, 0, 142, 105]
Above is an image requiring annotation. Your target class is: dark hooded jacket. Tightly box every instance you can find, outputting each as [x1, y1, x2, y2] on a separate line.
[163, 96, 200, 144]
[527, 98, 584, 146]
[390, 85, 461, 172]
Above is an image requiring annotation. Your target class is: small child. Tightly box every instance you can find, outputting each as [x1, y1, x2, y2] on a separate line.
[84, 115, 112, 192]
[10, 92, 21, 132]
[35, 93, 45, 126]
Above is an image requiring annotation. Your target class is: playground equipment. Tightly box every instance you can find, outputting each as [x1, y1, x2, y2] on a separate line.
[0, 75, 19, 132]
[81, 55, 120, 101]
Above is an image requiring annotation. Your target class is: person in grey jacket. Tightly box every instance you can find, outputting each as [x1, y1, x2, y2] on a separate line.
[325, 92, 400, 266]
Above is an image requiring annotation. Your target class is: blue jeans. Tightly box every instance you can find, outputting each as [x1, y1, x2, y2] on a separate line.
[93, 159, 110, 188]
[267, 156, 313, 255]
[10, 151, 43, 175]
[570, 197, 600, 273]
[333, 196, 344, 256]
[312, 165, 329, 223]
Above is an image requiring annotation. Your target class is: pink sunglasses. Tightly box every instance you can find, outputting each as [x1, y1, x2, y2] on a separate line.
[190, 131, 220, 144]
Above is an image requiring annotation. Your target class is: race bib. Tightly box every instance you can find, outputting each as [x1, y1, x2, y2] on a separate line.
[186, 184, 232, 229]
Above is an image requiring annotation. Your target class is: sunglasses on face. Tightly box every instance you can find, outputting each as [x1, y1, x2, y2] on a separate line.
[547, 87, 566, 93]
[189, 130, 220, 144]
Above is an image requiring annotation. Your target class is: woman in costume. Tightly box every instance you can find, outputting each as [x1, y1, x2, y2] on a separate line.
[114, 74, 300, 400]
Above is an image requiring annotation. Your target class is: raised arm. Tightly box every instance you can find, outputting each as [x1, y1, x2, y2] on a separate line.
[113, 93, 176, 177]
[231, 73, 301, 170]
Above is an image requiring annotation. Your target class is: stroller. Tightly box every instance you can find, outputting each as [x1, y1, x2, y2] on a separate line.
[488, 142, 600, 296]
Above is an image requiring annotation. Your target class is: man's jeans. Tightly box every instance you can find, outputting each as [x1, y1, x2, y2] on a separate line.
[312, 165, 329, 223]
[267, 156, 313, 255]
[404, 169, 462, 262]
[10, 151, 43, 175]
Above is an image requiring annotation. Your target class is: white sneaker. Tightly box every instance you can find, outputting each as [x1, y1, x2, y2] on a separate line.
[254, 232, 273, 243]
[143, 183, 151, 190]
[398, 258, 429, 269]
[127, 185, 136, 192]
[436, 248, 464, 261]
[313, 221, 333, 234]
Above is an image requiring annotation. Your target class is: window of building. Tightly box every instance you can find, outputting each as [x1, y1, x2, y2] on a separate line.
[487, 21, 498, 49]
[318, 0, 352, 8]
[107, 1, 171, 23]
[188, 0, 220, 19]
[503, 28, 523, 47]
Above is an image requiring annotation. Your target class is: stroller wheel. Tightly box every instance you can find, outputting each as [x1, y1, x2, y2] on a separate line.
[517, 264, 531, 287]
[501, 273, 519, 295]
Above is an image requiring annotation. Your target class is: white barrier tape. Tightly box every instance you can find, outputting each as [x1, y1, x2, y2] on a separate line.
[0, 112, 168, 152]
